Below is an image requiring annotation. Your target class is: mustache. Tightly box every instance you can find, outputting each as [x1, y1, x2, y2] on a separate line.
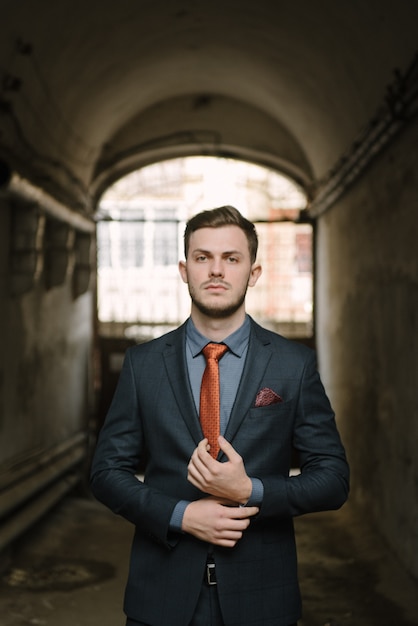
[202, 279, 230, 288]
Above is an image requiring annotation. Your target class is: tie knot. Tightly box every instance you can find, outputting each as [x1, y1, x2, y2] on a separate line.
[202, 342, 228, 362]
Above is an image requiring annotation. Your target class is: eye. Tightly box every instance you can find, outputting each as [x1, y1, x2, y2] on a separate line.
[195, 254, 207, 262]
[227, 256, 238, 263]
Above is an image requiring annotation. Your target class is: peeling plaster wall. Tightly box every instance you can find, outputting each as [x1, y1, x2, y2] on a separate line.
[0, 196, 10, 433]
[315, 120, 418, 578]
[0, 193, 95, 474]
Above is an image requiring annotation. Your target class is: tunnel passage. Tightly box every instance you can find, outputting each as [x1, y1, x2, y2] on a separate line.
[0, 0, 417, 592]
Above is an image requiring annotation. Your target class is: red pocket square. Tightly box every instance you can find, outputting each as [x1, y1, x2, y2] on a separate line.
[255, 387, 283, 407]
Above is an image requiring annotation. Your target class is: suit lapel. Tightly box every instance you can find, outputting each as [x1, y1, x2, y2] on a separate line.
[162, 324, 203, 445]
[223, 321, 273, 446]
[161, 319, 274, 452]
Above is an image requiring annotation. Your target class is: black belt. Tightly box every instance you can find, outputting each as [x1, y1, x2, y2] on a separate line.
[205, 558, 217, 585]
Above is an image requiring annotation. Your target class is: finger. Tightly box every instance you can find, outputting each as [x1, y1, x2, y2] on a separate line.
[213, 536, 241, 547]
[187, 461, 201, 484]
[217, 530, 244, 542]
[189, 439, 210, 463]
[218, 436, 240, 460]
[187, 458, 210, 485]
[189, 440, 210, 469]
[187, 455, 215, 489]
[196, 439, 215, 464]
[197, 438, 210, 454]
[227, 505, 259, 519]
[190, 445, 214, 477]
[196, 444, 221, 475]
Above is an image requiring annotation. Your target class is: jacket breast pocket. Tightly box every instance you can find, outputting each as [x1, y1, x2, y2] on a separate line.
[239, 401, 295, 441]
[248, 400, 294, 420]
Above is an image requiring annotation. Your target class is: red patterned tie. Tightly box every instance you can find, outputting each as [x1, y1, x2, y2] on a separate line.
[200, 343, 228, 458]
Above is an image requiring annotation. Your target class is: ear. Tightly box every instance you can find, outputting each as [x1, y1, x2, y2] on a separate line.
[178, 260, 188, 284]
[248, 262, 262, 287]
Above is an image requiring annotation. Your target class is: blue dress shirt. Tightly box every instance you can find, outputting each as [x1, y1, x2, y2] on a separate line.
[169, 315, 264, 532]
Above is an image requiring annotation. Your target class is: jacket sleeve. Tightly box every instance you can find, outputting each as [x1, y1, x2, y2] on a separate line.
[89, 348, 179, 548]
[259, 350, 350, 519]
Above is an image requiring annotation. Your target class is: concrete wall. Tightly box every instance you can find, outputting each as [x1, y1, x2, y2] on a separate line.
[0, 189, 96, 550]
[316, 119, 418, 578]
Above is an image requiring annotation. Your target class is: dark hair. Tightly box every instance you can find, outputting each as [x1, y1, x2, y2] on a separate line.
[184, 205, 258, 262]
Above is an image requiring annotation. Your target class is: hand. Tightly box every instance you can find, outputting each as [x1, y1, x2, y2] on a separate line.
[187, 436, 253, 504]
[182, 497, 259, 547]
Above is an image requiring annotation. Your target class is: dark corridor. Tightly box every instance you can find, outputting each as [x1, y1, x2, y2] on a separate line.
[1, 496, 417, 626]
[1, 1, 418, 625]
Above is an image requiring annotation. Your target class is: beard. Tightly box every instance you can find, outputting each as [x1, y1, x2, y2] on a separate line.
[187, 281, 249, 319]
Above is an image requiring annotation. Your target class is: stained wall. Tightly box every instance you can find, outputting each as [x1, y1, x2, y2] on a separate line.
[0, 190, 95, 549]
[316, 119, 418, 578]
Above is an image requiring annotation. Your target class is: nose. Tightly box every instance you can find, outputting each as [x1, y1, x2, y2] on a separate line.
[209, 258, 224, 277]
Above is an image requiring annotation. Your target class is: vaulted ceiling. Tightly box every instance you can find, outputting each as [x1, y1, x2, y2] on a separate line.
[1, 0, 417, 210]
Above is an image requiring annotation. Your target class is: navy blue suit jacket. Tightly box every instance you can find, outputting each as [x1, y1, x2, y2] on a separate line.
[90, 318, 349, 626]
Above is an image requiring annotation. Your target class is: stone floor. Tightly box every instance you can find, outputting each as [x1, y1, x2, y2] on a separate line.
[0, 495, 417, 626]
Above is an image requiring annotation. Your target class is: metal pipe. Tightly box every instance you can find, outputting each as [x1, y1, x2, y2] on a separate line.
[7, 173, 95, 233]
[0, 442, 86, 521]
[0, 473, 80, 552]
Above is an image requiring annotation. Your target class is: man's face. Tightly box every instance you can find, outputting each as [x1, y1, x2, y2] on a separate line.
[179, 225, 262, 319]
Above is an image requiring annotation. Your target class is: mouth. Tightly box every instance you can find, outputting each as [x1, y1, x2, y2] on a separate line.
[204, 282, 228, 292]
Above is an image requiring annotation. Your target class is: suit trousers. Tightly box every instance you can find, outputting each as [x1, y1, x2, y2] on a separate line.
[125, 581, 298, 626]
[125, 579, 224, 626]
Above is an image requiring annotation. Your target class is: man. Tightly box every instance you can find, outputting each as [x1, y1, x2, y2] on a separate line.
[90, 205, 349, 626]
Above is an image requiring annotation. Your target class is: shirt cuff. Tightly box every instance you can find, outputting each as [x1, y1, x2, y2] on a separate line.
[169, 479, 264, 530]
[245, 477, 264, 506]
[169, 500, 190, 532]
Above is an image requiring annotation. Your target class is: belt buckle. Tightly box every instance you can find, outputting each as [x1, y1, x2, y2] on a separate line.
[206, 561, 217, 586]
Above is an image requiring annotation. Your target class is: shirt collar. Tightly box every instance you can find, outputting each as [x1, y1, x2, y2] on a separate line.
[186, 315, 250, 358]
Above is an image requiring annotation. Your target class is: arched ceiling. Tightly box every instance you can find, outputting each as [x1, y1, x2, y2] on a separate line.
[0, 0, 417, 210]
